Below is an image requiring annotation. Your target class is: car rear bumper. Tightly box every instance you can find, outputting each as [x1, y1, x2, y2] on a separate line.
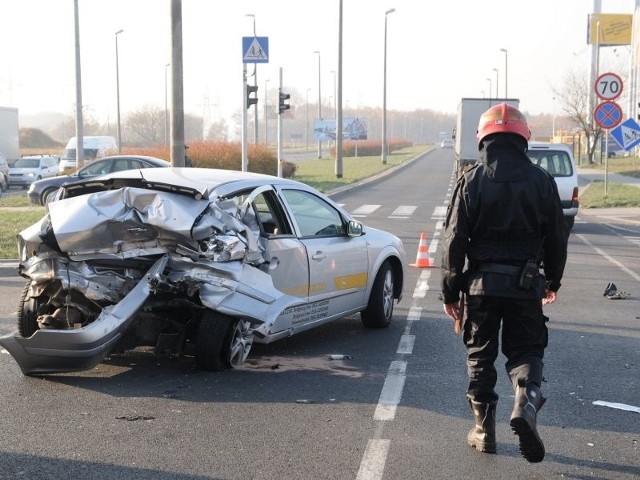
[0, 255, 168, 375]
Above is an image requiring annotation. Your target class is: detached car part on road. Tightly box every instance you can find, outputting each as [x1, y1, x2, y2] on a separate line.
[0, 168, 405, 375]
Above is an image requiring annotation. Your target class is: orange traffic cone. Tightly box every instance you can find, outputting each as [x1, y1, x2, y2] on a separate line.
[410, 232, 436, 268]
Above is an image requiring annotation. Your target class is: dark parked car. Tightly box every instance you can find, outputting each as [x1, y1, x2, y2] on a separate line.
[2, 168, 406, 375]
[27, 155, 170, 206]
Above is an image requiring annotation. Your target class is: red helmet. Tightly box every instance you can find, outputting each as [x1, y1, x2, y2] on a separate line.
[476, 102, 531, 147]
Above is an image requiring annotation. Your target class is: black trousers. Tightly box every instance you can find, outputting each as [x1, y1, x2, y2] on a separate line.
[464, 295, 548, 404]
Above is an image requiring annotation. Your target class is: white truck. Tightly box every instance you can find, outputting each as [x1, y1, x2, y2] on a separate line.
[0, 106, 20, 164]
[454, 98, 519, 175]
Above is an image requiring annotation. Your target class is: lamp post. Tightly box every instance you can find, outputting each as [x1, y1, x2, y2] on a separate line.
[115, 29, 124, 152]
[313, 50, 322, 158]
[500, 48, 508, 97]
[246, 13, 258, 144]
[306, 88, 311, 151]
[264, 78, 270, 146]
[164, 62, 170, 147]
[486, 77, 492, 100]
[330, 70, 337, 117]
[381, 7, 395, 165]
[493, 67, 499, 99]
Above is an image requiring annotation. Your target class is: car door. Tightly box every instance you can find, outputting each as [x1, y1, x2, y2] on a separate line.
[278, 187, 368, 324]
[43, 157, 58, 178]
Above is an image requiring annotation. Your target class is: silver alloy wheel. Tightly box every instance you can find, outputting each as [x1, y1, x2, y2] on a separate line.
[227, 320, 253, 368]
[382, 269, 394, 320]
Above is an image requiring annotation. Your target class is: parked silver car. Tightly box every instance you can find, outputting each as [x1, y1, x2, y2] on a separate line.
[8, 155, 59, 188]
[0, 168, 405, 375]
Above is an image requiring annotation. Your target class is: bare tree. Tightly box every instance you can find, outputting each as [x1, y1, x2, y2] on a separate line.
[552, 69, 603, 164]
[206, 119, 229, 141]
[124, 106, 164, 147]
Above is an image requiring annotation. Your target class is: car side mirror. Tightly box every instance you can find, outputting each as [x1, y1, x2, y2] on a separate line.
[347, 219, 364, 237]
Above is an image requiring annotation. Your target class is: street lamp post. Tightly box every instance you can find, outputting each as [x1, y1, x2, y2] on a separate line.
[381, 7, 395, 165]
[330, 70, 337, 117]
[115, 29, 124, 152]
[500, 48, 508, 97]
[164, 62, 170, 147]
[486, 77, 492, 100]
[313, 50, 322, 159]
[493, 67, 499, 99]
[264, 78, 270, 146]
[306, 88, 311, 151]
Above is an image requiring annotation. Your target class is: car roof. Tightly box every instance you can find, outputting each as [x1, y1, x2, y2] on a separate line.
[528, 142, 572, 152]
[84, 154, 171, 167]
[63, 167, 312, 200]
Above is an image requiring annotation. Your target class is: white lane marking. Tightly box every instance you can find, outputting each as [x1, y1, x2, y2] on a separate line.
[397, 335, 415, 355]
[390, 205, 417, 217]
[432, 206, 447, 218]
[593, 400, 640, 414]
[413, 270, 431, 298]
[356, 439, 390, 480]
[428, 238, 439, 253]
[351, 204, 381, 215]
[576, 234, 640, 282]
[373, 361, 407, 421]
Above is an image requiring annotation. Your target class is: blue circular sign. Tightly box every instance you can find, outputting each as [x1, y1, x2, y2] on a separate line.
[594, 101, 623, 129]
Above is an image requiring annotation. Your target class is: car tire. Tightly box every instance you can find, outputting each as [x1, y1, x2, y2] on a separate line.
[361, 261, 394, 329]
[0, 173, 7, 192]
[564, 216, 575, 231]
[42, 188, 57, 206]
[18, 282, 42, 338]
[195, 311, 253, 371]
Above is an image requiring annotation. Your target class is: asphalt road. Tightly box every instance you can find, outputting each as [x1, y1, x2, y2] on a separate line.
[0, 150, 638, 479]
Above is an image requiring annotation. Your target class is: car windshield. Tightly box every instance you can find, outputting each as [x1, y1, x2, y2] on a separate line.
[527, 150, 573, 177]
[13, 158, 40, 168]
[63, 148, 99, 160]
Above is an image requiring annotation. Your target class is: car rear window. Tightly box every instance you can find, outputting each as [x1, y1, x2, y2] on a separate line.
[527, 150, 574, 177]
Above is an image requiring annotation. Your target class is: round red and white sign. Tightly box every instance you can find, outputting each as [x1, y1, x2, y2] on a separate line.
[595, 72, 623, 101]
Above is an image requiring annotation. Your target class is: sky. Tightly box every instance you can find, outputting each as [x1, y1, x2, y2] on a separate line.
[0, 0, 637, 129]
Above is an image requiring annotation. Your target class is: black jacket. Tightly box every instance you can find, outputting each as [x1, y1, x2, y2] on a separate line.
[441, 134, 567, 304]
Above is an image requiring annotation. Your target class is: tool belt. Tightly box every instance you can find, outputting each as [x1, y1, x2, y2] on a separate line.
[474, 260, 539, 290]
[474, 262, 522, 275]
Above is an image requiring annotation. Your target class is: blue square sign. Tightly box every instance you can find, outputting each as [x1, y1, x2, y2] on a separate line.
[610, 118, 640, 151]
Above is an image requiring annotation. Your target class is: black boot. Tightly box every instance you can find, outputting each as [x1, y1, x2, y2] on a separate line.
[467, 400, 497, 454]
[509, 382, 546, 463]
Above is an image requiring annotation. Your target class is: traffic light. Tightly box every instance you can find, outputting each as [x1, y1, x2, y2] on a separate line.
[246, 84, 258, 109]
[279, 91, 291, 114]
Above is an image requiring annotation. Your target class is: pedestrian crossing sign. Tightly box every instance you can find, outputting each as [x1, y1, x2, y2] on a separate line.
[242, 37, 269, 64]
[610, 118, 640, 151]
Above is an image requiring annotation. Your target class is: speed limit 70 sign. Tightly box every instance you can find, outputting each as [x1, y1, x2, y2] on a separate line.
[595, 72, 623, 100]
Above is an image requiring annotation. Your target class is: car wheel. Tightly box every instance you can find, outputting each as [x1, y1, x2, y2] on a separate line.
[195, 311, 253, 371]
[42, 188, 57, 206]
[361, 261, 394, 328]
[18, 282, 42, 338]
[0, 173, 6, 192]
[564, 216, 575, 231]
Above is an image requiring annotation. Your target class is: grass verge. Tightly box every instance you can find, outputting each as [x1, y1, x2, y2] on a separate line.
[292, 145, 430, 192]
[580, 181, 640, 208]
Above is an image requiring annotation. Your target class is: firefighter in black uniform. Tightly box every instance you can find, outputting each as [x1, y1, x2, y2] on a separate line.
[441, 103, 567, 463]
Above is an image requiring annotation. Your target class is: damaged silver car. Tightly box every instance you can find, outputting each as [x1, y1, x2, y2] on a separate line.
[0, 168, 405, 375]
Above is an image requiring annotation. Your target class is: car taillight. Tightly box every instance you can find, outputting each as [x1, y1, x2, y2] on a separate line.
[572, 187, 579, 202]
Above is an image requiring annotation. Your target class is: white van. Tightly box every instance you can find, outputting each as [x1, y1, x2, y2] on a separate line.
[58, 136, 118, 174]
[526, 142, 579, 230]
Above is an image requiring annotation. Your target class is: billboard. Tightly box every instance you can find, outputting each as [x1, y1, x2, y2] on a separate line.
[587, 13, 632, 45]
[314, 117, 368, 141]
